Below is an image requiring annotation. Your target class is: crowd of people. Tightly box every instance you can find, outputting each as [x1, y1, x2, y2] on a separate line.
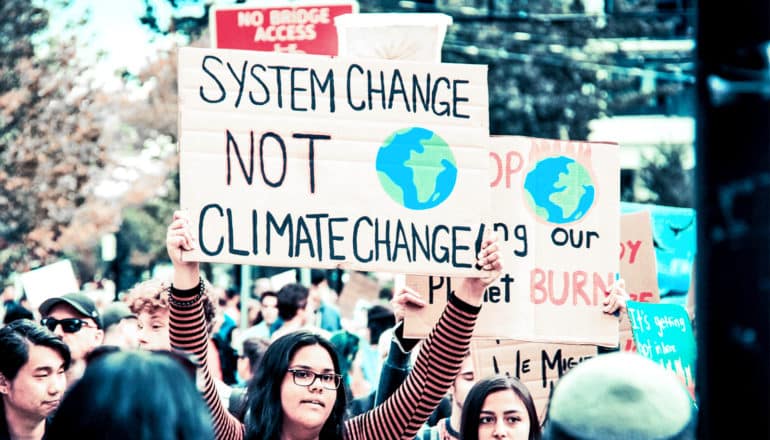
[0, 211, 696, 440]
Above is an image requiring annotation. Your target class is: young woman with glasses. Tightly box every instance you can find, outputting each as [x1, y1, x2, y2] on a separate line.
[166, 210, 503, 440]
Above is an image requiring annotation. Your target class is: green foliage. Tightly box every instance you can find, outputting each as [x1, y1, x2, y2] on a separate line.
[139, 0, 249, 39]
[112, 167, 179, 291]
[0, 1, 48, 92]
[136, 0, 690, 140]
[636, 144, 693, 208]
[0, 1, 110, 282]
[106, 48, 181, 289]
[432, 1, 689, 139]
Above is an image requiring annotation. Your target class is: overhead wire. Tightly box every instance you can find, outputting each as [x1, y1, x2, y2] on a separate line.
[403, 0, 695, 82]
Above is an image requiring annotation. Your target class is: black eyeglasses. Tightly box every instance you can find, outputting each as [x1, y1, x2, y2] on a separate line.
[287, 368, 342, 390]
[41, 317, 97, 333]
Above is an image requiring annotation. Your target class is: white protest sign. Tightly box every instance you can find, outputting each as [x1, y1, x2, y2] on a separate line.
[335, 13, 452, 62]
[20, 260, 80, 311]
[405, 136, 620, 346]
[178, 47, 489, 276]
[269, 269, 298, 291]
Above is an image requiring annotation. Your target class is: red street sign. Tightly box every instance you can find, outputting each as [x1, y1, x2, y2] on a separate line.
[210, 1, 358, 55]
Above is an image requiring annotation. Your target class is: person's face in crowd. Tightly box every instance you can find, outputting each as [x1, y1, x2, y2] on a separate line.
[226, 294, 240, 311]
[307, 285, 322, 311]
[261, 295, 278, 326]
[45, 304, 103, 361]
[1, 285, 16, 303]
[452, 355, 476, 413]
[280, 344, 337, 433]
[212, 307, 225, 335]
[247, 300, 261, 325]
[0, 344, 67, 421]
[253, 278, 272, 298]
[476, 389, 531, 440]
[214, 287, 227, 306]
[114, 318, 141, 349]
[237, 355, 252, 383]
[136, 309, 171, 350]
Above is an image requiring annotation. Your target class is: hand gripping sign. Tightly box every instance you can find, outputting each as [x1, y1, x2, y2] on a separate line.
[177, 47, 490, 276]
[405, 136, 620, 346]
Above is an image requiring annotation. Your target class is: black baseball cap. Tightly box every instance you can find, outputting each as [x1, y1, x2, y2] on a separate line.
[101, 302, 137, 330]
[39, 292, 103, 329]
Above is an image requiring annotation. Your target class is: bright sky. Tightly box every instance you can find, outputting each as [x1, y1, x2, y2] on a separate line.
[40, 0, 176, 87]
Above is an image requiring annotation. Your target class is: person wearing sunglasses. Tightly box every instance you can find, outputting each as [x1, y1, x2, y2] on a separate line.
[38, 292, 104, 386]
[166, 210, 503, 440]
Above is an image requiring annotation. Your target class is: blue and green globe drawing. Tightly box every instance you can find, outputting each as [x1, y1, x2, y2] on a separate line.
[375, 127, 457, 210]
[523, 156, 596, 224]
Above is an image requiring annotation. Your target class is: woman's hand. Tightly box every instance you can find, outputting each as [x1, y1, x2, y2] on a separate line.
[390, 286, 426, 323]
[166, 210, 200, 289]
[603, 278, 629, 316]
[456, 232, 502, 307]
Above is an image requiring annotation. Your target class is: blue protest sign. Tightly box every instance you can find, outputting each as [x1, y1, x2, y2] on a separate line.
[621, 202, 696, 296]
[626, 300, 696, 397]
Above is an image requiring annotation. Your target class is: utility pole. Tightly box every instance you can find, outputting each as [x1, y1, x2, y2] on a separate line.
[696, 2, 770, 438]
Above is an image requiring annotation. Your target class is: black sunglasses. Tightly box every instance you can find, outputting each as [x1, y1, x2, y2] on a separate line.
[41, 317, 97, 333]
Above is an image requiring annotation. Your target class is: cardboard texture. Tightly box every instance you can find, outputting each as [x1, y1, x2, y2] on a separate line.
[471, 339, 597, 423]
[20, 260, 80, 310]
[618, 211, 660, 352]
[177, 47, 489, 276]
[626, 301, 696, 397]
[405, 136, 620, 346]
[338, 271, 380, 318]
[621, 202, 696, 296]
[209, 1, 358, 55]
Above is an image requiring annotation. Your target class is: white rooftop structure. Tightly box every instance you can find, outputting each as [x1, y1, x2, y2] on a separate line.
[588, 115, 695, 169]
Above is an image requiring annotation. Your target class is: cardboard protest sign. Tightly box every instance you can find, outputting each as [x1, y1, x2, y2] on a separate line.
[210, 1, 358, 55]
[405, 136, 620, 346]
[177, 47, 489, 276]
[20, 260, 80, 311]
[621, 202, 696, 296]
[471, 339, 597, 423]
[619, 211, 660, 352]
[626, 301, 696, 397]
[338, 271, 380, 318]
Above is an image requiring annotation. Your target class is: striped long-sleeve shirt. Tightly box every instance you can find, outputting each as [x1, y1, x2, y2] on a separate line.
[169, 285, 480, 440]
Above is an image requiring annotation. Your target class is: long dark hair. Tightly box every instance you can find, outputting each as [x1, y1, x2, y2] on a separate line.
[245, 331, 347, 440]
[460, 375, 542, 440]
[47, 350, 213, 440]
